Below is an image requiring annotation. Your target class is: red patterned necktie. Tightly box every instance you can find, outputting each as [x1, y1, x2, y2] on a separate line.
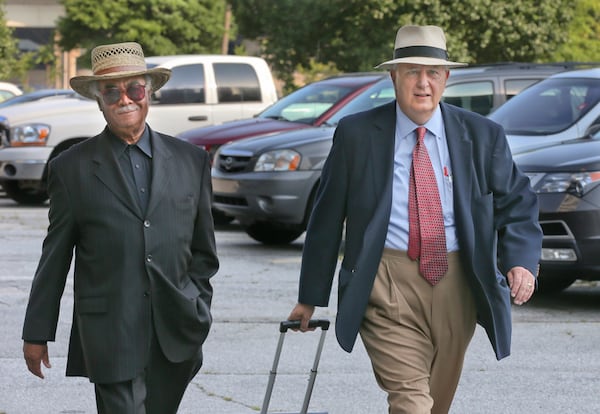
[407, 126, 448, 285]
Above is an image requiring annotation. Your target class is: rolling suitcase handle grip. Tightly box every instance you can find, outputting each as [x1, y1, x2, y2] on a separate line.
[280, 319, 330, 333]
[261, 319, 330, 414]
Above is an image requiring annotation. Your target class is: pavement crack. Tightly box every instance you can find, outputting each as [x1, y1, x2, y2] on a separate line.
[192, 383, 260, 412]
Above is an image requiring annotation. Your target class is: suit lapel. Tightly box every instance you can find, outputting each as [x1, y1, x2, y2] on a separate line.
[360, 102, 396, 255]
[441, 103, 473, 207]
[368, 102, 396, 204]
[369, 102, 474, 217]
[441, 104, 475, 261]
[92, 130, 143, 217]
[146, 129, 174, 216]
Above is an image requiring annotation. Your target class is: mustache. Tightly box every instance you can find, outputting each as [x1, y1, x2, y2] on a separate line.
[115, 104, 140, 114]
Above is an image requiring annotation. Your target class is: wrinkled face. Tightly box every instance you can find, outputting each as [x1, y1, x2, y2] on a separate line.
[390, 63, 449, 125]
[97, 76, 148, 143]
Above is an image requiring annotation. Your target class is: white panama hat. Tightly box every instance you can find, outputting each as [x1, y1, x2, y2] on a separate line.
[376, 25, 467, 69]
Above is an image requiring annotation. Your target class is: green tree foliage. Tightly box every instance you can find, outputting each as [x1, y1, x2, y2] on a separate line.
[57, 0, 231, 67]
[0, 0, 30, 81]
[421, 0, 572, 63]
[232, 0, 573, 89]
[231, 0, 399, 87]
[551, 0, 600, 62]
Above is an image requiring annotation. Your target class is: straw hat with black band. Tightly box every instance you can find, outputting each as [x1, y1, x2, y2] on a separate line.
[70, 42, 171, 100]
[376, 25, 467, 69]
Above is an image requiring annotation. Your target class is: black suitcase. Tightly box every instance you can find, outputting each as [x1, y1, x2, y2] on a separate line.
[259, 319, 330, 414]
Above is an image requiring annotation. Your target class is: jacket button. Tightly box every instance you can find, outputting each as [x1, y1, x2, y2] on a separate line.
[144, 220, 151, 228]
[146, 255, 153, 262]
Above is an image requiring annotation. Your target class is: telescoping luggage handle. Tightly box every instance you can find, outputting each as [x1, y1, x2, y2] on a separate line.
[260, 319, 330, 414]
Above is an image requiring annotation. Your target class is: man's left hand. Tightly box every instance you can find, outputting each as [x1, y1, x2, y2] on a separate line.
[507, 266, 536, 305]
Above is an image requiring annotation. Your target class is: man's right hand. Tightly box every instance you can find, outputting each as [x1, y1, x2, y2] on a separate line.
[23, 342, 51, 379]
[287, 303, 316, 331]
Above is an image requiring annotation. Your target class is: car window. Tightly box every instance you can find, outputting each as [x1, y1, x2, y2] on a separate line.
[0, 90, 16, 102]
[213, 63, 262, 103]
[327, 79, 395, 125]
[442, 81, 494, 115]
[505, 79, 540, 99]
[151, 64, 205, 104]
[489, 78, 600, 135]
[260, 82, 356, 124]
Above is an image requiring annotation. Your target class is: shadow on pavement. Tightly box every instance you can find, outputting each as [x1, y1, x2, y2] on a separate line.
[529, 281, 600, 312]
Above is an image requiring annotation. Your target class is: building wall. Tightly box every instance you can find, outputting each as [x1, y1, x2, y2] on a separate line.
[5, 0, 64, 28]
[2, 0, 75, 89]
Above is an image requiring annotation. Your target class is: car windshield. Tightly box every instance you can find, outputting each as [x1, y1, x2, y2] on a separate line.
[259, 82, 357, 124]
[327, 78, 395, 125]
[489, 77, 600, 135]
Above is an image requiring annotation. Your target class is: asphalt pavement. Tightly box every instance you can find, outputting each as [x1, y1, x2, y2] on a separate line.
[1, 198, 599, 413]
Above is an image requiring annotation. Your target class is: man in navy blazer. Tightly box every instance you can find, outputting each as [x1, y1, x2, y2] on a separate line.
[289, 25, 542, 413]
[22, 42, 219, 413]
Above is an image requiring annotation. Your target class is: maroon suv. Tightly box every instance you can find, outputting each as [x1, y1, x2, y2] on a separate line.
[177, 73, 387, 158]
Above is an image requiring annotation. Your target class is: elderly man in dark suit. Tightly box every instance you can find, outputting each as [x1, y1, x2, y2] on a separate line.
[288, 25, 542, 413]
[22, 42, 219, 414]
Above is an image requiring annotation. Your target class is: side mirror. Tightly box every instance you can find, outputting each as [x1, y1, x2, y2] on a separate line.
[585, 123, 600, 139]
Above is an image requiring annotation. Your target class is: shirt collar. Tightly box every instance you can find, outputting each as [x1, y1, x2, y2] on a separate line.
[135, 126, 152, 158]
[107, 124, 152, 158]
[395, 103, 445, 140]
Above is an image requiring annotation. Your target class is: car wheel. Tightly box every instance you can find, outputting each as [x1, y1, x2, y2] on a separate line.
[536, 271, 576, 294]
[2, 180, 48, 205]
[244, 222, 304, 245]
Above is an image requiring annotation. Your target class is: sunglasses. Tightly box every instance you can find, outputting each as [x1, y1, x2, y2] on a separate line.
[100, 83, 147, 105]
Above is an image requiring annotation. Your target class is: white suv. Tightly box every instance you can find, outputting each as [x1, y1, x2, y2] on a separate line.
[0, 55, 277, 204]
[0, 82, 22, 102]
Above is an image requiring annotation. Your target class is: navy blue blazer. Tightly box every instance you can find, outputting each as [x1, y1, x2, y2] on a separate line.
[298, 101, 542, 360]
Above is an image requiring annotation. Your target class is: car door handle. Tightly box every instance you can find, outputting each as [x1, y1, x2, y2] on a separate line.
[188, 115, 208, 121]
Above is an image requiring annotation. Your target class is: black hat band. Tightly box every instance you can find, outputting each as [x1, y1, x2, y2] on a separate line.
[394, 46, 449, 60]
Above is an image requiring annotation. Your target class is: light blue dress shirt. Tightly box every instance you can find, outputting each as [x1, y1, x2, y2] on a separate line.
[384, 103, 459, 252]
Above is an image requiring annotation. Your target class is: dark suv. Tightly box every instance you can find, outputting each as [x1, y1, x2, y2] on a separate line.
[443, 62, 584, 116]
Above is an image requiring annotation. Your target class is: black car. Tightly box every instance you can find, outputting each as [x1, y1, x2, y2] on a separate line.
[514, 127, 600, 292]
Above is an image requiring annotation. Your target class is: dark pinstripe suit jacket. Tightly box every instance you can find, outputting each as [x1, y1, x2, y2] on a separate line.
[22, 126, 219, 383]
[298, 101, 542, 360]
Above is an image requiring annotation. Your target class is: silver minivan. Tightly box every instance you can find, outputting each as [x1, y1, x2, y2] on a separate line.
[488, 68, 600, 154]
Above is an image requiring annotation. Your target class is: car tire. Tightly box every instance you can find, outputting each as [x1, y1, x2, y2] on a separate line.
[244, 222, 304, 245]
[2, 180, 48, 205]
[537, 271, 576, 294]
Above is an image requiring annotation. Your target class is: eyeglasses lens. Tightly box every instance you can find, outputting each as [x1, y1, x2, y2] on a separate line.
[102, 84, 146, 105]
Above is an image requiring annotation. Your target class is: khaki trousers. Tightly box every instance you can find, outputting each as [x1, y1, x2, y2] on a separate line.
[359, 249, 477, 414]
